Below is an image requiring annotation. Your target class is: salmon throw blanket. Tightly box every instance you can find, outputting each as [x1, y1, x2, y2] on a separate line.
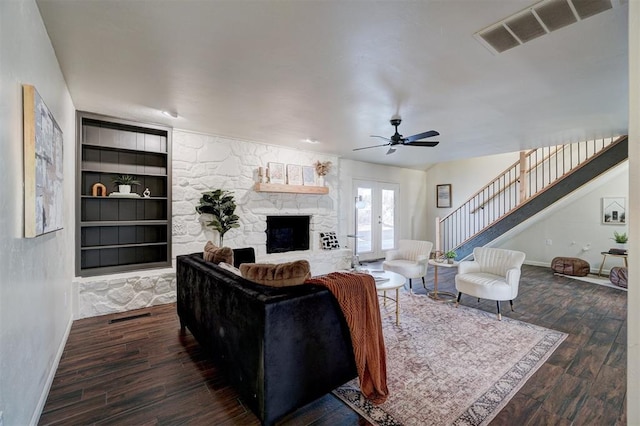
[305, 272, 389, 403]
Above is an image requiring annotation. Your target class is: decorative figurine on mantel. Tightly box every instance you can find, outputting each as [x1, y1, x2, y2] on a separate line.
[314, 160, 332, 186]
[143, 188, 151, 198]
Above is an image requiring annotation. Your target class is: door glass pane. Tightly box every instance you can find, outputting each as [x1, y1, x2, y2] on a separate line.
[381, 189, 395, 250]
[356, 188, 372, 253]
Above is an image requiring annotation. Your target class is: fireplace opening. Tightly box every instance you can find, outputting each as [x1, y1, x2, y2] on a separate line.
[266, 215, 310, 254]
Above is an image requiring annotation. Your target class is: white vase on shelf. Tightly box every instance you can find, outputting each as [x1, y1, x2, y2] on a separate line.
[318, 175, 325, 186]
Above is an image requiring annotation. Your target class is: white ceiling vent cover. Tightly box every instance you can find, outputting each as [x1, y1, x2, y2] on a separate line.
[475, 0, 614, 54]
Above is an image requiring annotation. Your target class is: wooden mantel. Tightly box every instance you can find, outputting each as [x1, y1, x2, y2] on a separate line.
[253, 183, 329, 194]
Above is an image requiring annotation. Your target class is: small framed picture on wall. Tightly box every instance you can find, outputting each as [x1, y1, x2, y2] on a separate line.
[436, 184, 452, 208]
[268, 162, 285, 184]
[287, 164, 303, 185]
[602, 197, 626, 224]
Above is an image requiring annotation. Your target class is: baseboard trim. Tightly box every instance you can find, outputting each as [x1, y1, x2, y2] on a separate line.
[30, 314, 73, 425]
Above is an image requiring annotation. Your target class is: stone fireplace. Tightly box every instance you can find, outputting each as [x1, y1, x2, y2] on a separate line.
[266, 215, 311, 254]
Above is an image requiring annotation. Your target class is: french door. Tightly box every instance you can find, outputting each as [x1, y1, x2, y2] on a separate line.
[353, 180, 399, 261]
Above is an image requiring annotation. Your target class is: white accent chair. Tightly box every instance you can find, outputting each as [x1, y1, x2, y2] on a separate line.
[382, 240, 433, 292]
[455, 247, 526, 320]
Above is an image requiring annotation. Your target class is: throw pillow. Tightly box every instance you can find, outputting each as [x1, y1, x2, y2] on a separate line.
[320, 232, 340, 250]
[203, 241, 234, 265]
[240, 260, 311, 287]
[218, 261, 243, 277]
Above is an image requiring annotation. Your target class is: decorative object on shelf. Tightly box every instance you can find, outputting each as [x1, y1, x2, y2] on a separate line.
[436, 184, 452, 208]
[320, 232, 340, 250]
[302, 166, 315, 186]
[143, 188, 151, 198]
[268, 162, 285, 184]
[23, 84, 64, 238]
[611, 230, 628, 252]
[286, 164, 303, 185]
[432, 250, 445, 263]
[314, 160, 332, 186]
[111, 174, 140, 195]
[91, 183, 107, 197]
[195, 189, 240, 246]
[445, 250, 457, 264]
[108, 192, 141, 198]
[602, 197, 626, 224]
[258, 166, 265, 183]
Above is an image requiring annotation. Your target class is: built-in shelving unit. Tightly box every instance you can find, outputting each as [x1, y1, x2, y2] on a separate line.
[76, 111, 172, 276]
[253, 183, 329, 194]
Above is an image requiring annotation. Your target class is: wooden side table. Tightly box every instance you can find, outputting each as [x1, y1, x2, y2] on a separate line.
[597, 252, 628, 277]
[427, 259, 458, 301]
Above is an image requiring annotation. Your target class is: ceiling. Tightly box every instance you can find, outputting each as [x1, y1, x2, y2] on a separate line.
[36, 0, 629, 169]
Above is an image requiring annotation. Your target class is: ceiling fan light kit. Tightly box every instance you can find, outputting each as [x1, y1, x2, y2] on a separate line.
[353, 115, 440, 155]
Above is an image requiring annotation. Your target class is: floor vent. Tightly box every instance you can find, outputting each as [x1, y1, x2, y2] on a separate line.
[475, 0, 615, 54]
[108, 312, 152, 324]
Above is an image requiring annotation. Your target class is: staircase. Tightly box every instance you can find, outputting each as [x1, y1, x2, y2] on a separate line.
[437, 135, 628, 259]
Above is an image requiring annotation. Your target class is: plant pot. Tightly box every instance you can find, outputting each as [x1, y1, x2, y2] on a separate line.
[119, 185, 131, 194]
[317, 176, 325, 186]
[447, 258, 454, 264]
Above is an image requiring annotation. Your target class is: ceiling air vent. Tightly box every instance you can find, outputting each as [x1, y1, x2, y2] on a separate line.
[474, 0, 616, 54]
[571, 0, 612, 20]
[505, 11, 547, 43]
[479, 25, 520, 53]
[534, 0, 577, 32]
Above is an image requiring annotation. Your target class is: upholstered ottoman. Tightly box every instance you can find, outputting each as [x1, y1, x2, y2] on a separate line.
[609, 267, 628, 288]
[551, 257, 590, 277]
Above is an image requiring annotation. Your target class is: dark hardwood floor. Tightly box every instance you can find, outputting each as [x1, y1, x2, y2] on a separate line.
[40, 264, 627, 425]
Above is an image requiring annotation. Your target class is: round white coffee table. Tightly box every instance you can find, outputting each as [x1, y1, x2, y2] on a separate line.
[369, 270, 405, 325]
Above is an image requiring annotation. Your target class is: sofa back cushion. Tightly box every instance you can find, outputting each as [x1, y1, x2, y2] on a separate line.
[203, 241, 234, 265]
[240, 260, 311, 287]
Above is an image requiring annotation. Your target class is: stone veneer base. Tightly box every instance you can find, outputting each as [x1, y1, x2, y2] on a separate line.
[74, 249, 352, 319]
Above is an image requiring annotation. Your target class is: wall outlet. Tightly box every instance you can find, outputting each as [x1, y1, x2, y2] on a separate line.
[545, 239, 553, 246]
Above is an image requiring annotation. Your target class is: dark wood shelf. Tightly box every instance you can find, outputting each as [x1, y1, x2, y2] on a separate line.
[77, 111, 172, 277]
[81, 195, 168, 200]
[81, 242, 168, 251]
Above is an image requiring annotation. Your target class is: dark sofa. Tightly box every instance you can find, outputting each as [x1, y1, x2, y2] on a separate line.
[176, 250, 357, 426]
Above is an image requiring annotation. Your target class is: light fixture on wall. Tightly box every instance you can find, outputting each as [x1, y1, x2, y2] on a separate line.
[347, 195, 367, 269]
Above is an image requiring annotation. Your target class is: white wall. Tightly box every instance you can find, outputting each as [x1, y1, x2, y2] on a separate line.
[626, 2, 638, 422]
[0, 1, 76, 424]
[423, 152, 518, 244]
[338, 159, 429, 249]
[495, 163, 628, 272]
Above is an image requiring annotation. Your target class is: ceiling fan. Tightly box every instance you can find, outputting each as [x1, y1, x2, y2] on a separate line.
[353, 115, 440, 155]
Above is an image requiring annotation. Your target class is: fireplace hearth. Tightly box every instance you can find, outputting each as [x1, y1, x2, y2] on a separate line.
[266, 215, 310, 254]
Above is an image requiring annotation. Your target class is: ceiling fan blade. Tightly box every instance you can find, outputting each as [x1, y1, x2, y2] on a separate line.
[353, 143, 391, 151]
[405, 130, 440, 142]
[386, 147, 396, 155]
[404, 140, 440, 147]
[370, 135, 391, 141]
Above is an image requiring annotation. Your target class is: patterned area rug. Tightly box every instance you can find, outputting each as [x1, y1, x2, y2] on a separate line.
[333, 293, 567, 426]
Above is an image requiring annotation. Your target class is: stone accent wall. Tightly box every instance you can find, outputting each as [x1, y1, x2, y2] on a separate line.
[172, 130, 339, 259]
[74, 269, 175, 319]
[75, 129, 342, 318]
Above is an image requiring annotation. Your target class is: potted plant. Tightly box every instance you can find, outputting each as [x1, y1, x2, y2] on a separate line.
[195, 189, 240, 246]
[445, 250, 457, 264]
[314, 160, 332, 186]
[111, 174, 140, 194]
[612, 231, 628, 244]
